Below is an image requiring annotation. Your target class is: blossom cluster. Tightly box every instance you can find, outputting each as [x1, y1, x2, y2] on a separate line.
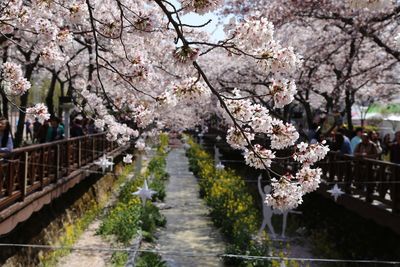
[269, 79, 297, 108]
[265, 176, 303, 211]
[293, 141, 330, 166]
[232, 17, 275, 51]
[228, 17, 301, 77]
[348, 0, 394, 10]
[263, 141, 328, 211]
[219, 85, 326, 211]
[0, 62, 31, 96]
[220, 87, 326, 210]
[395, 33, 400, 47]
[173, 46, 200, 65]
[180, 0, 224, 14]
[244, 144, 275, 169]
[79, 88, 139, 145]
[270, 119, 299, 150]
[226, 127, 254, 150]
[296, 166, 323, 193]
[265, 165, 323, 211]
[170, 78, 211, 104]
[26, 103, 50, 122]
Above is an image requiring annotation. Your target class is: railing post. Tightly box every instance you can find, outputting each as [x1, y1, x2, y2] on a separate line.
[40, 147, 45, 189]
[21, 152, 28, 200]
[344, 156, 352, 194]
[328, 153, 335, 182]
[66, 141, 71, 176]
[0, 163, 3, 198]
[101, 136, 104, 155]
[56, 144, 60, 179]
[92, 137, 96, 160]
[6, 160, 16, 197]
[365, 160, 374, 203]
[392, 165, 400, 214]
[78, 139, 82, 167]
[377, 162, 387, 198]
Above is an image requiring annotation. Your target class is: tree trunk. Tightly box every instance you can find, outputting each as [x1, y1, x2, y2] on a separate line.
[303, 102, 313, 129]
[14, 59, 37, 147]
[1, 46, 9, 119]
[345, 89, 353, 132]
[45, 71, 57, 118]
[0, 92, 8, 119]
[58, 80, 65, 118]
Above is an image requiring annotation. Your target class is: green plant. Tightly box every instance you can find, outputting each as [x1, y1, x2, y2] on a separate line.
[39, 165, 133, 266]
[186, 137, 271, 267]
[97, 200, 142, 244]
[111, 251, 129, 267]
[98, 134, 170, 266]
[135, 252, 167, 267]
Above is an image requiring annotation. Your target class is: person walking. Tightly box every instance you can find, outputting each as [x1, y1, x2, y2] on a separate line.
[25, 120, 33, 141]
[0, 118, 13, 156]
[46, 117, 64, 142]
[354, 133, 379, 159]
[370, 131, 383, 158]
[70, 118, 84, 137]
[390, 131, 400, 164]
[350, 127, 363, 154]
[32, 118, 41, 143]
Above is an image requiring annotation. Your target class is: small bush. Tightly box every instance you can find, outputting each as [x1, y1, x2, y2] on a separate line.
[98, 134, 170, 267]
[186, 137, 271, 267]
[135, 252, 167, 267]
[111, 251, 129, 267]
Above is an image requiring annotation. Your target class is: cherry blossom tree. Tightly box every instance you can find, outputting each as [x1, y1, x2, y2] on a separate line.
[0, 0, 335, 210]
[224, 0, 400, 131]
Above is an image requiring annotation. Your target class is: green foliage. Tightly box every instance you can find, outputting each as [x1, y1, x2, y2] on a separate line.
[138, 203, 167, 242]
[98, 134, 170, 266]
[98, 154, 168, 244]
[39, 167, 131, 267]
[97, 200, 142, 244]
[150, 178, 166, 202]
[111, 251, 129, 267]
[342, 124, 379, 133]
[186, 137, 271, 267]
[370, 103, 400, 114]
[135, 252, 167, 267]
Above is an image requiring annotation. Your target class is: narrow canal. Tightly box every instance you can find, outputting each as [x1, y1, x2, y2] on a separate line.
[156, 148, 226, 267]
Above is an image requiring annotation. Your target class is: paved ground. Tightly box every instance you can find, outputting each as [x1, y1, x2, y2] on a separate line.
[55, 172, 137, 267]
[56, 220, 112, 267]
[157, 148, 225, 267]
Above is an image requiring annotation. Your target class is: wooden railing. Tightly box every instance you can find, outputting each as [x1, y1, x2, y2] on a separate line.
[316, 152, 400, 215]
[0, 133, 115, 211]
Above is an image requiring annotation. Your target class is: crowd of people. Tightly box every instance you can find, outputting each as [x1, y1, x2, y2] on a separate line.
[0, 117, 97, 156]
[0, 116, 99, 156]
[24, 116, 97, 144]
[322, 127, 400, 164]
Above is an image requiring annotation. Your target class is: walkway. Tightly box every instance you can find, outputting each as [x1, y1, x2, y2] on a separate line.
[157, 148, 225, 267]
[56, 220, 112, 267]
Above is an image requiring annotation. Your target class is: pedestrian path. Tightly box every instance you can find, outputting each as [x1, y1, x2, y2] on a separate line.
[157, 148, 225, 267]
[56, 220, 112, 267]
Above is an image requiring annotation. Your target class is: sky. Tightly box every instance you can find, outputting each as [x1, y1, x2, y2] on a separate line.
[168, 0, 227, 41]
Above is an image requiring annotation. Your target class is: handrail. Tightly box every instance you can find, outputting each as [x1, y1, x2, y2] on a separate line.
[9, 133, 105, 153]
[317, 151, 400, 215]
[327, 151, 399, 166]
[0, 133, 117, 211]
